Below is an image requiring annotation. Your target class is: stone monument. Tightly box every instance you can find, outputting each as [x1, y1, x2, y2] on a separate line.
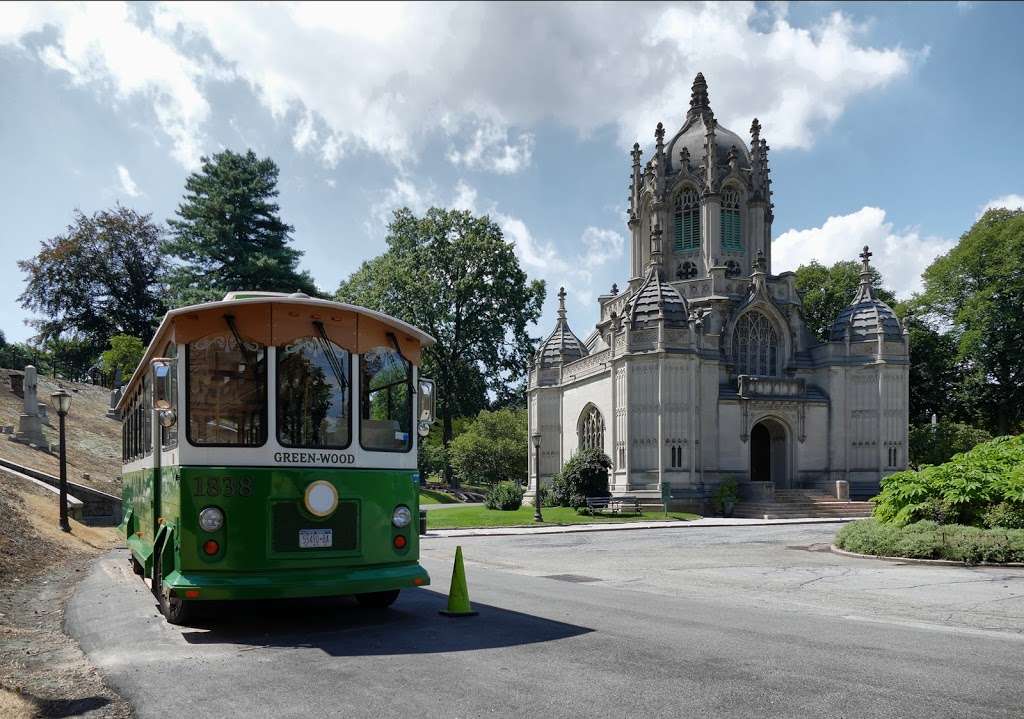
[14, 365, 46, 446]
[106, 367, 123, 420]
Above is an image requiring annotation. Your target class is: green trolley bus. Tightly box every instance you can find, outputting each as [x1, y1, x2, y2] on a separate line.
[117, 291, 436, 624]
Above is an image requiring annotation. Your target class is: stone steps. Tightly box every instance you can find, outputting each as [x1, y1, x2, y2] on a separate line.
[734, 490, 874, 519]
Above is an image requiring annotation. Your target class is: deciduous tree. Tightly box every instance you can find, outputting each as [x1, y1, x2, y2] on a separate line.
[916, 208, 1024, 434]
[337, 207, 545, 485]
[18, 206, 166, 351]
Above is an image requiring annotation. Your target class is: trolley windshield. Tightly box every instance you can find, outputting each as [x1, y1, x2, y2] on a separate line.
[277, 336, 352, 448]
[187, 331, 267, 446]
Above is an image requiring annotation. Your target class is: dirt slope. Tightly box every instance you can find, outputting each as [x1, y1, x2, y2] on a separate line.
[0, 370, 122, 495]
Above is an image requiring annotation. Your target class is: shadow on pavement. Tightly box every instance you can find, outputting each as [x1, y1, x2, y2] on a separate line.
[179, 588, 591, 655]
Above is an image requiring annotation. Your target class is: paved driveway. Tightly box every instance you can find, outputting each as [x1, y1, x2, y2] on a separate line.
[67, 524, 1024, 719]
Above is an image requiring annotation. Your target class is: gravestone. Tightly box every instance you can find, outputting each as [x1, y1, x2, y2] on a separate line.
[37, 401, 48, 423]
[106, 367, 124, 420]
[14, 365, 45, 446]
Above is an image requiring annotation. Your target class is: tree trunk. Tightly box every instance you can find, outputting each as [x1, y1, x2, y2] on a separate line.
[442, 410, 456, 488]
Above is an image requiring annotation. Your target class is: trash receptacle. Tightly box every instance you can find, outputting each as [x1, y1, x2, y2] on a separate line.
[419, 509, 427, 536]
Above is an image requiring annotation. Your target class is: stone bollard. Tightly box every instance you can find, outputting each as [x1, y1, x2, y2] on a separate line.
[835, 480, 850, 502]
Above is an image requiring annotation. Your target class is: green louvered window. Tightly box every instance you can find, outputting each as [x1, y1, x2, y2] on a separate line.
[721, 188, 743, 252]
[673, 189, 700, 252]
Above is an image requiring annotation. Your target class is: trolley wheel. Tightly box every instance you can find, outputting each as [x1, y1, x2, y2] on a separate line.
[355, 589, 401, 609]
[153, 550, 195, 626]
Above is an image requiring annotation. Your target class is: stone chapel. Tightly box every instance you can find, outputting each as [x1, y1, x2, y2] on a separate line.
[526, 73, 909, 510]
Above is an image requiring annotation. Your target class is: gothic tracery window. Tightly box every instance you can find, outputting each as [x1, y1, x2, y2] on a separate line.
[674, 188, 700, 252]
[720, 187, 743, 252]
[734, 312, 779, 377]
[578, 405, 605, 452]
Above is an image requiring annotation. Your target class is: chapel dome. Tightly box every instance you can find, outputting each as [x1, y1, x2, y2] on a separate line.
[665, 73, 751, 174]
[829, 247, 904, 342]
[629, 267, 689, 328]
[538, 288, 588, 368]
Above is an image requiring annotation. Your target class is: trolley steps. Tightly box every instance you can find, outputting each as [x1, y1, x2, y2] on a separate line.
[733, 489, 874, 520]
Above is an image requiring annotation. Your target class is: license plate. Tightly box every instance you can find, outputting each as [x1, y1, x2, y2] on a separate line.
[298, 528, 333, 549]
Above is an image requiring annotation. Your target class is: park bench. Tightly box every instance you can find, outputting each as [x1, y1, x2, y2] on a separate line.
[585, 496, 641, 515]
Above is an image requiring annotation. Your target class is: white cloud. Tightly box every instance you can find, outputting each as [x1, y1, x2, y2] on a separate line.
[773, 207, 955, 298]
[116, 164, 140, 197]
[140, 2, 910, 167]
[580, 227, 625, 269]
[367, 176, 621, 307]
[978, 194, 1024, 216]
[0, 2, 211, 168]
[447, 120, 535, 174]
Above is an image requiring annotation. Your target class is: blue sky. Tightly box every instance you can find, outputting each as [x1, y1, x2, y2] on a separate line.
[1, 1, 1022, 345]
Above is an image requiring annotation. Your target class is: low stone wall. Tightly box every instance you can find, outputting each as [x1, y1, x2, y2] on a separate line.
[0, 457, 121, 526]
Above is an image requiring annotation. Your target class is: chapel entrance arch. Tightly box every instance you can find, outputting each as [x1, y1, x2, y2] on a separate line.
[749, 418, 788, 487]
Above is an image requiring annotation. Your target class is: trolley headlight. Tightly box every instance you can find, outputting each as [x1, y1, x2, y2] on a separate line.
[198, 506, 224, 533]
[392, 505, 412, 528]
[304, 480, 339, 518]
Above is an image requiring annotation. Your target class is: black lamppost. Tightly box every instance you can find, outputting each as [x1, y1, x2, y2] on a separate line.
[531, 433, 543, 522]
[50, 388, 72, 532]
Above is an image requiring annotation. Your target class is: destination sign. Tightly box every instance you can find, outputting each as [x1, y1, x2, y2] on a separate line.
[273, 451, 357, 465]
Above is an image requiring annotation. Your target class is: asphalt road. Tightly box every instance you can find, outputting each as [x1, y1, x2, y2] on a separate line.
[67, 524, 1024, 719]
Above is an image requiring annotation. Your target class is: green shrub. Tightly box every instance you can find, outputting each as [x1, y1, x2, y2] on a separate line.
[550, 449, 611, 509]
[484, 481, 524, 511]
[712, 479, 740, 515]
[984, 502, 1024, 529]
[908, 421, 992, 469]
[449, 409, 527, 487]
[836, 519, 1024, 564]
[873, 434, 1024, 526]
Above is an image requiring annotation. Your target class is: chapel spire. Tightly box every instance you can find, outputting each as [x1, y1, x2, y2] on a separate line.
[687, 72, 713, 124]
[855, 246, 876, 301]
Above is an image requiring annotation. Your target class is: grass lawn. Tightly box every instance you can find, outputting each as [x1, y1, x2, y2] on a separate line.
[419, 488, 459, 505]
[427, 505, 701, 529]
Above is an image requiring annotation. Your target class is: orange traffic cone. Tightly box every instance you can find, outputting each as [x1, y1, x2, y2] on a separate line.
[439, 545, 477, 617]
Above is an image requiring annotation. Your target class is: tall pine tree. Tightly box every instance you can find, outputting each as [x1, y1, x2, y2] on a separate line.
[165, 149, 317, 306]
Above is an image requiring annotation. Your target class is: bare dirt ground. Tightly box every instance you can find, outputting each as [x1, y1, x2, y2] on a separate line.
[0, 445, 131, 717]
[0, 369, 122, 495]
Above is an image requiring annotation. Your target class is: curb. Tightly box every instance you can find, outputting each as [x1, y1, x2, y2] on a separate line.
[829, 544, 1024, 568]
[424, 516, 861, 539]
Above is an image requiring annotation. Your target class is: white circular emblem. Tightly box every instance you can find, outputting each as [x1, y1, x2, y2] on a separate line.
[304, 481, 338, 518]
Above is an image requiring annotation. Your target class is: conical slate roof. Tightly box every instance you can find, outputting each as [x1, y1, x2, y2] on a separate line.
[630, 266, 689, 328]
[538, 287, 588, 368]
[830, 246, 903, 341]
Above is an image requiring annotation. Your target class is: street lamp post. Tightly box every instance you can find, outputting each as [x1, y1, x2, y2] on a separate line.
[531, 433, 543, 523]
[50, 388, 73, 532]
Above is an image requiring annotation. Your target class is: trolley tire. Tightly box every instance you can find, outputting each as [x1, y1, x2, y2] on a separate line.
[154, 549, 195, 625]
[355, 589, 401, 609]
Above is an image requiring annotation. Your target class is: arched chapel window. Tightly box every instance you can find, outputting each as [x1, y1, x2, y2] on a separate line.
[578, 406, 605, 452]
[734, 312, 779, 377]
[674, 189, 700, 252]
[720, 188, 743, 252]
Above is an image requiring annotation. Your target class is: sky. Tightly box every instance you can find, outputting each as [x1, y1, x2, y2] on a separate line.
[1, 1, 1023, 345]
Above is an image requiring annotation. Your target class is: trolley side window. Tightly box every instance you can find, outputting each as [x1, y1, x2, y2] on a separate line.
[161, 342, 178, 451]
[187, 331, 268, 446]
[277, 337, 352, 449]
[359, 345, 412, 452]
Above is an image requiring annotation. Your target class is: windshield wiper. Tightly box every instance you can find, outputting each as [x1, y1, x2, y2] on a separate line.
[313, 320, 349, 391]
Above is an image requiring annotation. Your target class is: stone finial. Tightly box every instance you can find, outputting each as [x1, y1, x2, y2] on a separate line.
[854, 246, 876, 301]
[631, 142, 642, 166]
[727, 144, 739, 172]
[859, 245, 873, 269]
[611, 283, 619, 295]
[557, 286, 567, 320]
[750, 118, 761, 144]
[688, 72, 712, 122]
[754, 249, 767, 274]
[655, 122, 665, 148]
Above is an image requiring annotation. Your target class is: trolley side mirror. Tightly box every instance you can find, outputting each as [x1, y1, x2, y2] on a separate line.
[151, 358, 174, 411]
[417, 378, 435, 437]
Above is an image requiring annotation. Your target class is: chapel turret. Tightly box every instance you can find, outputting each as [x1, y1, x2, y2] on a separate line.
[628, 73, 774, 289]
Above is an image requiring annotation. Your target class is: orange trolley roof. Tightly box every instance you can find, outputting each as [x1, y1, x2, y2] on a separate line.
[115, 292, 434, 411]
